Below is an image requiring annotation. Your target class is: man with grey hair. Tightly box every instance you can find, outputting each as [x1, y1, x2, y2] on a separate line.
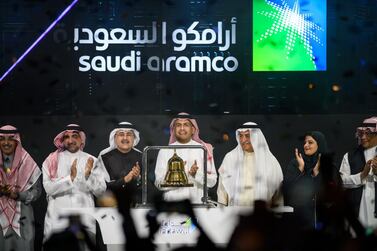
[217, 122, 283, 206]
[340, 116, 377, 228]
[96, 122, 141, 203]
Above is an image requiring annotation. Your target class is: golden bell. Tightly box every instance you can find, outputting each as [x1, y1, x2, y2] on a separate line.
[160, 150, 193, 187]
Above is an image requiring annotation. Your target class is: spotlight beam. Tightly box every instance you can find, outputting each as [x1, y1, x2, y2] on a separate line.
[0, 0, 79, 83]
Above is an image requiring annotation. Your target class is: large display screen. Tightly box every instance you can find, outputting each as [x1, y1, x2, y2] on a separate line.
[1, 0, 375, 115]
[253, 0, 326, 71]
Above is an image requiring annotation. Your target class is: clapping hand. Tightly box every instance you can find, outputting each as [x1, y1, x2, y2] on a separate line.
[85, 157, 94, 179]
[70, 159, 77, 181]
[370, 156, 377, 176]
[124, 162, 141, 183]
[188, 160, 199, 177]
[295, 148, 305, 172]
[312, 153, 321, 177]
[0, 184, 18, 200]
[360, 159, 373, 180]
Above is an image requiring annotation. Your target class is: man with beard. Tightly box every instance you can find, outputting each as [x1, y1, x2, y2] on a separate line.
[96, 122, 141, 204]
[154, 113, 217, 203]
[0, 125, 41, 251]
[42, 124, 106, 241]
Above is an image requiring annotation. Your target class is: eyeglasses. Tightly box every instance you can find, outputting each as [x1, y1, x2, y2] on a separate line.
[356, 129, 377, 137]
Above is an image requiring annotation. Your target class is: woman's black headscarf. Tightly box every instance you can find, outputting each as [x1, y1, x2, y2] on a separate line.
[302, 131, 329, 173]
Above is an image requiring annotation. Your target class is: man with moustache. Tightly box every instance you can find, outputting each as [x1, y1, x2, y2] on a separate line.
[96, 122, 141, 204]
[42, 124, 106, 240]
[340, 117, 377, 228]
[217, 122, 283, 206]
[0, 125, 41, 251]
[154, 113, 217, 203]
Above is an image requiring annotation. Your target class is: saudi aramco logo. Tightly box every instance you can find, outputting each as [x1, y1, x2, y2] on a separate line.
[253, 0, 326, 71]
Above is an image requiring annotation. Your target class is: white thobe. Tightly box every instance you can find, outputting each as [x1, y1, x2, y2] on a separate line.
[42, 150, 106, 239]
[217, 147, 283, 206]
[340, 146, 377, 228]
[154, 140, 217, 203]
[237, 152, 255, 206]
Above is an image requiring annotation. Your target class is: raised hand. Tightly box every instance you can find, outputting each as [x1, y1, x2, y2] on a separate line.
[371, 156, 377, 175]
[124, 162, 141, 183]
[360, 159, 372, 180]
[70, 158, 78, 181]
[188, 160, 199, 177]
[312, 153, 321, 177]
[1, 185, 18, 200]
[132, 162, 140, 177]
[295, 148, 305, 172]
[0, 184, 14, 198]
[85, 157, 94, 179]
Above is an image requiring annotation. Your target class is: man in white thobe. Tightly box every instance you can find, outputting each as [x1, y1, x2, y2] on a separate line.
[0, 125, 41, 251]
[42, 124, 106, 240]
[339, 117, 377, 229]
[217, 122, 283, 206]
[155, 113, 217, 203]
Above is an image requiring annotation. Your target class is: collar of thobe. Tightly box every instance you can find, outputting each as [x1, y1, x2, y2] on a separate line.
[63, 150, 82, 156]
[2, 154, 13, 169]
[171, 139, 196, 145]
[2, 154, 13, 163]
[244, 151, 254, 157]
